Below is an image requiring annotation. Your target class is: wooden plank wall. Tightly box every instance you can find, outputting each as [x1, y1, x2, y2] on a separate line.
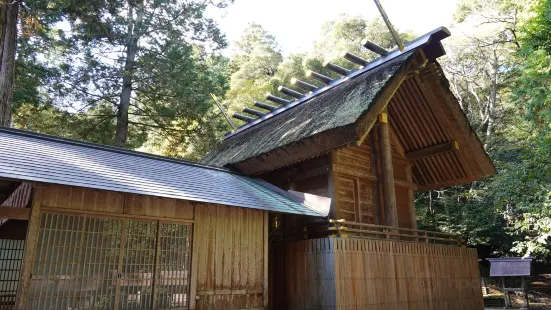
[194, 205, 268, 310]
[20, 184, 268, 310]
[275, 237, 483, 310]
[272, 238, 337, 310]
[332, 135, 415, 227]
[332, 143, 377, 224]
[40, 184, 194, 221]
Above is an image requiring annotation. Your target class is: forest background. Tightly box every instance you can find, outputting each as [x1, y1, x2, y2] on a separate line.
[0, 0, 550, 263]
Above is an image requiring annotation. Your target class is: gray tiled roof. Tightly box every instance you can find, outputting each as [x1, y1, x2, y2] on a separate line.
[0, 127, 324, 217]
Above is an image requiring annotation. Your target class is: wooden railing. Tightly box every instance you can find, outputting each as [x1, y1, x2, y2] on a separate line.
[272, 219, 463, 246]
[329, 219, 462, 245]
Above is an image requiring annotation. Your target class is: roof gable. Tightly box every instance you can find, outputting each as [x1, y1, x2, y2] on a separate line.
[200, 27, 495, 188]
[201, 51, 415, 172]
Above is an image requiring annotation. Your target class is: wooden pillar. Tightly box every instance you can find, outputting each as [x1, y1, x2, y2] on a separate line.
[378, 112, 398, 228]
[370, 128, 383, 225]
[405, 165, 418, 230]
[189, 207, 199, 309]
[263, 212, 269, 309]
[15, 186, 43, 310]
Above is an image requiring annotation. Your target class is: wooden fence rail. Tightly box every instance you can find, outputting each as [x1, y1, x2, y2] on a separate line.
[329, 219, 462, 245]
[275, 220, 462, 246]
[272, 237, 483, 310]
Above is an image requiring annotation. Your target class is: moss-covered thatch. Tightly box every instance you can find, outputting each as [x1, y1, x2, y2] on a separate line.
[201, 51, 416, 168]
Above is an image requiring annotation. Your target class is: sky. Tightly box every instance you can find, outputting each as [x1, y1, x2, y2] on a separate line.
[207, 0, 458, 55]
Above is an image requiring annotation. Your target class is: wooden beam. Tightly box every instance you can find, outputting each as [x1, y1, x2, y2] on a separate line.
[378, 112, 398, 228]
[15, 187, 43, 310]
[332, 164, 377, 181]
[0, 206, 31, 220]
[405, 140, 459, 161]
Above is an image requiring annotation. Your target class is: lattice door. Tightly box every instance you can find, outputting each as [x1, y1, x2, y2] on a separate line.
[27, 212, 192, 310]
[28, 213, 122, 309]
[154, 223, 192, 309]
[0, 239, 24, 309]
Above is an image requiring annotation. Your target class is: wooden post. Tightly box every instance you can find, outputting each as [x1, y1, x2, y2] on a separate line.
[502, 277, 511, 308]
[405, 165, 418, 235]
[378, 112, 398, 229]
[370, 130, 383, 225]
[521, 277, 529, 309]
[15, 186, 43, 310]
[151, 220, 162, 309]
[189, 207, 199, 309]
[114, 219, 127, 310]
[263, 212, 269, 309]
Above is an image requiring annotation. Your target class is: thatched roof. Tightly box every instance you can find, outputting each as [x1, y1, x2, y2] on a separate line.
[201, 51, 415, 170]
[201, 27, 495, 188]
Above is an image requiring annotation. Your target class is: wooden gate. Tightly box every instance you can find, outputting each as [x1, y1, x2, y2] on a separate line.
[27, 212, 191, 310]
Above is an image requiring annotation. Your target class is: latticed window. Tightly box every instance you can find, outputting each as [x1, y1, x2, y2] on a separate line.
[27, 212, 192, 310]
[0, 239, 24, 308]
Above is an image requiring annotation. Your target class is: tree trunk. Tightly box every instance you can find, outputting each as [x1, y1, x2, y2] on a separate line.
[115, 2, 142, 147]
[485, 50, 499, 149]
[0, 0, 19, 127]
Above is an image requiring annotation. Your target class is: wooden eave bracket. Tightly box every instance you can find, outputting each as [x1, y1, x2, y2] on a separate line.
[405, 140, 459, 161]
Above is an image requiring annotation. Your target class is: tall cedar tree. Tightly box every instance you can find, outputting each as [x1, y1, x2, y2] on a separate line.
[0, 0, 19, 126]
[59, 0, 229, 147]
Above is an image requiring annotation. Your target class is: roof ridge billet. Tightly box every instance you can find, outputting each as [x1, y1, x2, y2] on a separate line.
[224, 26, 450, 139]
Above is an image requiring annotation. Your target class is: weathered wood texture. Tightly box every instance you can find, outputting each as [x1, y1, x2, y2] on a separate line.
[15, 187, 43, 310]
[16, 184, 269, 310]
[331, 135, 416, 229]
[40, 184, 194, 221]
[273, 237, 483, 310]
[1, 182, 32, 208]
[387, 76, 494, 190]
[193, 205, 268, 310]
[0, 181, 32, 222]
[272, 238, 337, 310]
[378, 113, 398, 228]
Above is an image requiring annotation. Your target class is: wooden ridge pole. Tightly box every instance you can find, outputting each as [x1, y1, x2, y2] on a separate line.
[378, 111, 398, 230]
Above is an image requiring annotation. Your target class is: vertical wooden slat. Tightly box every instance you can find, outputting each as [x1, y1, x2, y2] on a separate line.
[274, 237, 483, 310]
[151, 220, 162, 309]
[263, 213, 269, 309]
[114, 219, 126, 310]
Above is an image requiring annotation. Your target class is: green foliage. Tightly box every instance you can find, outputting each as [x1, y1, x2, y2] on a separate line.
[225, 17, 414, 127]
[513, 0, 551, 132]
[224, 23, 283, 124]
[495, 138, 551, 258]
[313, 16, 414, 67]
[416, 0, 551, 262]
[13, 0, 231, 158]
[9, 1, 551, 261]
